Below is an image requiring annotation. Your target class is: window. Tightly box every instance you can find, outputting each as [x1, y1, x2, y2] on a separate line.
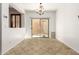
[10, 14, 21, 28]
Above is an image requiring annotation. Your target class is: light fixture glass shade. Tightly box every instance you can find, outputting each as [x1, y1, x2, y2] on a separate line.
[35, 3, 45, 15]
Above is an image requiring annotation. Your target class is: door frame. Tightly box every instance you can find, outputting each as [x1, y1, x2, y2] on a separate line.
[31, 18, 49, 38]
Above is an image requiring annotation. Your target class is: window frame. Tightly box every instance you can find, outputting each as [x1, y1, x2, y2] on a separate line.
[10, 14, 21, 28]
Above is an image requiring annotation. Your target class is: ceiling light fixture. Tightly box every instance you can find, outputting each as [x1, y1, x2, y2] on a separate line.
[36, 3, 45, 15]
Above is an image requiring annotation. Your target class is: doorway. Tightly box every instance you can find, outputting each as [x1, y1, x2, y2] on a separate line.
[31, 18, 49, 38]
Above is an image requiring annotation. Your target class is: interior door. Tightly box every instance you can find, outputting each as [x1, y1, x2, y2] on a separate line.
[32, 18, 49, 38]
[41, 19, 48, 37]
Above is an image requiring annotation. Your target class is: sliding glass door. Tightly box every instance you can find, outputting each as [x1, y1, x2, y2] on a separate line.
[32, 18, 49, 38]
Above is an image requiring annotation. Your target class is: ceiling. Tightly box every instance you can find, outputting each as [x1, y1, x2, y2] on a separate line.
[13, 3, 62, 11]
[9, 7, 21, 14]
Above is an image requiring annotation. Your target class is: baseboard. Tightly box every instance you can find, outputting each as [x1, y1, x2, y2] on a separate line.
[2, 38, 25, 55]
[57, 39, 79, 53]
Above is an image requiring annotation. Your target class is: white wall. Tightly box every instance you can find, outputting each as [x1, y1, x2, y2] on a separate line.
[56, 4, 79, 53]
[0, 3, 2, 54]
[2, 3, 26, 54]
[9, 3, 25, 14]
[25, 11, 56, 38]
[2, 3, 79, 54]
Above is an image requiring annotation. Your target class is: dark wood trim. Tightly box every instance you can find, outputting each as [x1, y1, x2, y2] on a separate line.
[20, 14, 21, 27]
[10, 14, 21, 28]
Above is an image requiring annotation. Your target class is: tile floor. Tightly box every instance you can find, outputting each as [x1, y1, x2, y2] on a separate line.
[4, 38, 79, 55]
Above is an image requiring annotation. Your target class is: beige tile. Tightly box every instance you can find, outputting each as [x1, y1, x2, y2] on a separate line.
[4, 38, 79, 55]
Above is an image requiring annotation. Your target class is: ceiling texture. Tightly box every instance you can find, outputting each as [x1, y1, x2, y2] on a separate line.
[13, 3, 61, 11]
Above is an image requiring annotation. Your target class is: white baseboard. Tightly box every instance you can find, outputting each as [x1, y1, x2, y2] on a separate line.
[57, 39, 79, 53]
[2, 38, 25, 55]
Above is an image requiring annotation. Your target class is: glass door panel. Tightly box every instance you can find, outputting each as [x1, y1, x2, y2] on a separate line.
[41, 19, 48, 37]
[32, 18, 49, 38]
[32, 19, 41, 37]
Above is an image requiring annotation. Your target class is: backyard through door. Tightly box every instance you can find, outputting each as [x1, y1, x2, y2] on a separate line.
[32, 18, 49, 38]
